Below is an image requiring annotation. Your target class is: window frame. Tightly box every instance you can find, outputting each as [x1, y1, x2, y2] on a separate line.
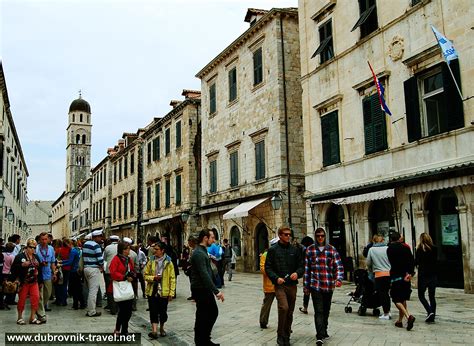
[209, 83, 217, 115]
[165, 179, 171, 208]
[165, 128, 171, 155]
[312, 19, 334, 64]
[209, 160, 217, 193]
[253, 47, 263, 86]
[176, 121, 182, 149]
[321, 110, 341, 167]
[175, 175, 182, 205]
[228, 67, 237, 102]
[255, 140, 266, 181]
[229, 151, 239, 187]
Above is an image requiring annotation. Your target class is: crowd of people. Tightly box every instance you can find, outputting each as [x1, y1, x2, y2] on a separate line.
[0, 226, 437, 345]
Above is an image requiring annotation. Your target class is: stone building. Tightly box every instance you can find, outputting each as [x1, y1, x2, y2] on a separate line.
[25, 200, 53, 238]
[299, 0, 473, 291]
[141, 90, 201, 251]
[0, 62, 29, 242]
[109, 133, 141, 241]
[196, 8, 306, 272]
[91, 154, 112, 234]
[52, 95, 92, 239]
[70, 178, 91, 238]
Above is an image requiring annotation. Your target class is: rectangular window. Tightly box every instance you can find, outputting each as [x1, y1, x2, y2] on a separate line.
[103, 167, 107, 185]
[404, 60, 463, 142]
[102, 198, 106, 218]
[255, 140, 266, 180]
[124, 156, 128, 178]
[312, 19, 334, 63]
[209, 160, 217, 193]
[113, 199, 117, 221]
[176, 121, 182, 149]
[165, 179, 171, 208]
[113, 163, 117, 184]
[147, 142, 152, 164]
[209, 83, 216, 114]
[153, 137, 160, 161]
[228, 67, 237, 102]
[230, 151, 239, 187]
[155, 183, 160, 209]
[146, 186, 151, 211]
[175, 175, 182, 205]
[351, 0, 378, 38]
[118, 159, 122, 180]
[253, 47, 263, 86]
[130, 191, 135, 216]
[124, 194, 128, 219]
[130, 153, 135, 174]
[321, 111, 340, 166]
[363, 93, 388, 155]
[118, 198, 122, 219]
[165, 128, 171, 155]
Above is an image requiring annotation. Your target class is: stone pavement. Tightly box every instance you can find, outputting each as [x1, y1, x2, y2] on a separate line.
[1, 272, 473, 345]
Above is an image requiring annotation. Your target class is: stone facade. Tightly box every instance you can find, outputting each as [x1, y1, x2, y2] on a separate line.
[91, 155, 112, 234]
[0, 62, 29, 241]
[196, 8, 306, 272]
[299, 0, 474, 291]
[70, 178, 91, 237]
[25, 200, 53, 238]
[141, 93, 201, 249]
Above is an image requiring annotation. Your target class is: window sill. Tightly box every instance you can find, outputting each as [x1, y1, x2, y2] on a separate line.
[252, 82, 265, 93]
[227, 99, 239, 108]
[253, 178, 268, 185]
[209, 112, 218, 119]
[363, 147, 389, 159]
[321, 161, 342, 170]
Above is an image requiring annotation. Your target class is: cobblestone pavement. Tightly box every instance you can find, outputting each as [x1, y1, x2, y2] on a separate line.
[1, 272, 473, 345]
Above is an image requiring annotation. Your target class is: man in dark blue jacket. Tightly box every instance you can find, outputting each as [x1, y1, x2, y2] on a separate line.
[265, 226, 304, 346]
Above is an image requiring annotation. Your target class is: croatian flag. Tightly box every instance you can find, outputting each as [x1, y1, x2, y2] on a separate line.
[368, 61, 392, 116]
[431, 25, 458, 64]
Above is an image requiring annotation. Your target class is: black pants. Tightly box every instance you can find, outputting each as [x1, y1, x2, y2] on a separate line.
[69, 271, 85, 308]
[302, 292, 310, 308]
[148, 295, 169, 324]
[104, 273, 117, 314]
[418, 274, 437, 316]
[194, 288, 218, 345]
[375, 276, 391, 314]
[137, 273, 146, 297]
[115, 299, 133, 334]
[311, 290, 333, 340]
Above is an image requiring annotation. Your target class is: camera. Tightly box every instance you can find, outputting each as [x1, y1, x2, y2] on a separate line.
[284, 274, 291, 283]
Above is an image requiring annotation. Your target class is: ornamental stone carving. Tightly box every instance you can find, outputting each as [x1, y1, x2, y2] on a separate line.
[389, 35, 404, 61]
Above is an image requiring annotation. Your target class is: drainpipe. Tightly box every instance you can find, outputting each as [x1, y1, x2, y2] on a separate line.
[279, 13, 293, 234]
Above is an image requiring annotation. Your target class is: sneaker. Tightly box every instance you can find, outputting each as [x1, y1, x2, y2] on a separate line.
[322, 333, 330, 340]
[395, 321, 403, 328]
[425, 312, 435, 323]
[379, 314, 391, 320]
[407, 315, 415, 331]
[316, 339, 324, 345]
[260, 323, 267, 329]
[86, 312, 102, 317]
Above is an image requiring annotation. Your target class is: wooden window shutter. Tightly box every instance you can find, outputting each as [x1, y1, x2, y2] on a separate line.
[363, 97, 375, 154]
[403, 77, 422, 142]
[321, 111, 340, 166]
[442, 60, 464, 131]
[370, 94, 387, 152]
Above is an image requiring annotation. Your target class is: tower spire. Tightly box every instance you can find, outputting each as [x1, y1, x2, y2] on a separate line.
[78, 89, 82, 99]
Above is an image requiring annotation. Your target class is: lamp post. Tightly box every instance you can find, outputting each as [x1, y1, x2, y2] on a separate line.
[271, 194, 283, 210]
[6, 208, 14, 223]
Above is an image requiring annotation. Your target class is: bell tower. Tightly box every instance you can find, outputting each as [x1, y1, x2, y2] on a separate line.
[66, 92, 92, 193]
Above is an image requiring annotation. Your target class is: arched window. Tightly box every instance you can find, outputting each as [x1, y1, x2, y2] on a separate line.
[87, 114, 90, 123]
[82, 134, 86, 144]
[72, 114, 75, 122]
[76, 134, 81, 144]
[80, 114, 83, 122]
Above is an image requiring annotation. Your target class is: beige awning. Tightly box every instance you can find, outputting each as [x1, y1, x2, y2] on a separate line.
[311, 188, 395, 205]
[223, 197, 268, 220]
[404, 175, 473, 195]
[141, 214, 173, 226]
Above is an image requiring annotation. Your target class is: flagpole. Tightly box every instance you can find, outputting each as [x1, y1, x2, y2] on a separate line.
[446, 62, 464, 100]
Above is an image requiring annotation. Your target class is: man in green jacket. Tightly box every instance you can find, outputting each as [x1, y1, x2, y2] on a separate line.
[265, 226, 304, 346]
[190, 229, 224, 345]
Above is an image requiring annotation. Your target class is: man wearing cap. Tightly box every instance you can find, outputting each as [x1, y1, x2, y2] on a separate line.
[265, 227, 304, 346]
[259, 237, 278, 329]
[83, 229, 105, 317]
[103, 235, 119, 315]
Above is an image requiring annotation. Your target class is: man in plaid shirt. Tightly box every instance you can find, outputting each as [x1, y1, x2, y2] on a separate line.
[304, 227, 344, 345]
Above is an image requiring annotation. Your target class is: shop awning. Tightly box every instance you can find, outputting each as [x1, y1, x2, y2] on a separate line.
[404, 175, 473, 195]
[141, 214, 173, 226]
[311, 188, 394, 205]
[223, 197, 268, 220]
[199, 203, 239, 215]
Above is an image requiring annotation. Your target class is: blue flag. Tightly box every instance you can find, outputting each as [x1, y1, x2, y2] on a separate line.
[431, 25, 458, 64]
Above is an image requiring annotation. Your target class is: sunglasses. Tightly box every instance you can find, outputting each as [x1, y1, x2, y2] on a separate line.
[27, 246, 36, 249]
[315, 235, 325, 238]
[281, 233, 291, 237]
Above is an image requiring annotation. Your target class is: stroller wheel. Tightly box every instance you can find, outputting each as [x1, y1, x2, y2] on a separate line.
[373, 308, 380, 316]
[346, 306, 352, 313]
[358, 306, 367, 316]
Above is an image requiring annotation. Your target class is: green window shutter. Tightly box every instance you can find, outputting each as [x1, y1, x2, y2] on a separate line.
[255, 140, 265, 180]
[229, 68, 237, 102]
[124, 195, 128, 218]
[176, 175, 181, 205]
[124, 157, 128, 177]
[321, 111, 340, 166]
[442, 60, 464, 131]
[146, 187, 151, 211]
[165, 129, 170, 154]
[230, 152, 238, 187]
[147, 142, 152, 164]
[403, 77, 422, 142]
[253, 48, 263, 85]
[370, 94, 387, 152]
[165, 180, 170, 207]
[363, 97, 375, 154]
[153, 137, 160, 161]
[176, 122, 182, 148]
[210, 161, 217, 193]
[155, 184, 160, 209]
[210, 84, 216, 114]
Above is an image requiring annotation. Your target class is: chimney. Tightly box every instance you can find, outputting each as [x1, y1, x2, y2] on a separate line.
[117, 139, 125, 151]
[181, 89, 201, 100]
[107, 147, 117, 156]
[170, 100, 182, 108]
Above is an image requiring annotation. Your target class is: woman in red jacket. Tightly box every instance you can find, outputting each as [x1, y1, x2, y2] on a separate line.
[109, 242, 135, 335]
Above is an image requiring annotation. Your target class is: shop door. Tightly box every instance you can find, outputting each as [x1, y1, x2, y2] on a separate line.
[327, 205, 346, 261]
[427, 189, 464, 289]
[255, 223, 269, 271]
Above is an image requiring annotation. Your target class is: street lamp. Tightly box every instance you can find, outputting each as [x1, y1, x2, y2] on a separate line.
[0, 191, 5, 208]
[271, 193, 283, 210]
[6, 208, 14, 223]
[181, 211, 190, 223]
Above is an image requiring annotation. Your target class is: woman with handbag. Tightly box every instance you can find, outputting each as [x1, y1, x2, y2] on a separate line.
[109, 242, 135, 335]
[11, 238, 43, 325]
[144, 242, 176, 339]
[2, 242, 16, 307]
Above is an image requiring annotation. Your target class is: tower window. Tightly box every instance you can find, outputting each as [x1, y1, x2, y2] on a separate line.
[82, 134, 86, 144]
[73, 115, 75, 122]
[76, 134, 81, 144]
[80, 114, 83, 122]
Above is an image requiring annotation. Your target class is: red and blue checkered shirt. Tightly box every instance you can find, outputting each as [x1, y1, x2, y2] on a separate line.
[304, 244, 344, 292]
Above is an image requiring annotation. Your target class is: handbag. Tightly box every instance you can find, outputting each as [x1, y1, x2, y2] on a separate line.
[113, 280, 134, 302]
[2, 280, 19, 294]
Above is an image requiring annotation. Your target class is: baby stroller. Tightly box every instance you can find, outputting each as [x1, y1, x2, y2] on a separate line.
[344, 269, 381, 316]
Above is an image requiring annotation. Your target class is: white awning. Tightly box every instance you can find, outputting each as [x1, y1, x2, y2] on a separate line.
[223, 197, 268, 220]
[311, 188, 395, 205]
[141, 214, 173, 226]
[404, 175, 473, 195]
[199, 203, 239, 215]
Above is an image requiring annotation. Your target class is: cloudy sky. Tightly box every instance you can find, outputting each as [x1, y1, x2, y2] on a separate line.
[1, 0, 297, 201]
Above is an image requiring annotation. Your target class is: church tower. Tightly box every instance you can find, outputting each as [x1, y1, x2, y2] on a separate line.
[66, 93, 92, 193]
